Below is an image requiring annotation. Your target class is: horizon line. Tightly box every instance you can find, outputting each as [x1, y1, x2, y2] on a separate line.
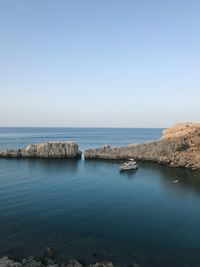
[0, 126, 166, 129]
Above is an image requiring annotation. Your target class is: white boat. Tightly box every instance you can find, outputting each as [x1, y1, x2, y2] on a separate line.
[119, 159, 138, 171]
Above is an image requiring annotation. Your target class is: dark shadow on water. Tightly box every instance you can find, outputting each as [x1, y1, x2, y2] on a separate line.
[85, 158, 200, 188]
[18, 157, 81, 173]
[119, 169, 138, 179]
[35, 158, 200, 192]
[139, 161, 200, 193]
[84, 158, 121, 164]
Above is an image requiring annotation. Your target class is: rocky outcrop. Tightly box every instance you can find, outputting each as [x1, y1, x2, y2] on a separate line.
[89, 263, 114, 267]
[0, 257, 114, 267]
[0, 257, 21, 267]
[85, 123, 200, 170]
[0, 141, 82, 159]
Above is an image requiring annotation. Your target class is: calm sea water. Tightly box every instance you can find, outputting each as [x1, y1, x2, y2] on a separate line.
[0, 128, 200, 267]
[0, 128, 162, 151]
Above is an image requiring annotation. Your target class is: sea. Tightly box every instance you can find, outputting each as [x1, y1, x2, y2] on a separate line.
[0, 127, 200, 267]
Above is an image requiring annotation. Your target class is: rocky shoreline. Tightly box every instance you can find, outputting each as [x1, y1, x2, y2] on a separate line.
[0, 123, 199, 171]
[0, 257, 115, 267]
[85, 123, 200, 171]
[0, 247, 121, 267]
[0, 254, 114, 267]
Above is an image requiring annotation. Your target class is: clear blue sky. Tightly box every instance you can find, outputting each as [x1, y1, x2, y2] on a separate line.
[0, 0, 199, 127]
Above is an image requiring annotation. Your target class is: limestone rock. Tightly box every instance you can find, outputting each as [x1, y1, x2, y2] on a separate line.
[0, 257, 22, 267]
[89, 262, 114, 267]
[66, 260, 83, 267]
[25, 257, 42, 267]
[0, 141, 81, 159]
[0, 256, 116, 267]
[85, 123, 200, 171]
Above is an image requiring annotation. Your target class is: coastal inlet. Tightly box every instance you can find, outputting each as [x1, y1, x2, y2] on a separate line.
[0, 125, 200, 267]
[0, 123, 200, 171]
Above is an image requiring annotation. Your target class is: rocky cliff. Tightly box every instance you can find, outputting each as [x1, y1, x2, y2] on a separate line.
[0, 141, 82, 159]
[85, 123, 200, 170]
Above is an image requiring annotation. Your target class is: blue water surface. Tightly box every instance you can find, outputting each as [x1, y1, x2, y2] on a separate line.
[0, 127, 162, 150]
[0, 128, 200, 267]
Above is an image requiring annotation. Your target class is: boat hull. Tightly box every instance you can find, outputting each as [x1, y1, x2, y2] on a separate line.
[119, 165, 138, 171]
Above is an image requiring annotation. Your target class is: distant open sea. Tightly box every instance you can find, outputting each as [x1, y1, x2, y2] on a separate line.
[0, 127, 163, 150]
[0, 128, 200, 267]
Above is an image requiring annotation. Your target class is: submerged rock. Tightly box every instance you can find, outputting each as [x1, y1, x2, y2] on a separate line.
[85, 122, 200, 171]
[89, 263, 114, 267]
[0, 141, 82, 159]
[25, 257, 42, 267]
[66, 260, 83, 267]
[0, 257, 114, 267]
[0, 256, 22, 267]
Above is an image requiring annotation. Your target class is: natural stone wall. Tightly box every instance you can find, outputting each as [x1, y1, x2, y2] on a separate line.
[0, 141, 82, 159]
[85, 123, 200, 170]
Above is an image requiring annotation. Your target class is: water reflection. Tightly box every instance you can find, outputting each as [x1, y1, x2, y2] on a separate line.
[140, 161, 200, 185]
[119, 169, 138, 179]
[85, 159, 200, 189]
[22, 158, 81, 173]
[1, 158, 200, 267]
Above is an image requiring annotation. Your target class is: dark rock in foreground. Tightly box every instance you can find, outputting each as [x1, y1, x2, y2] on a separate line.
[85, 123, 200, 170]
[0, 141, 82, 159]
[0, 256, 114, 267]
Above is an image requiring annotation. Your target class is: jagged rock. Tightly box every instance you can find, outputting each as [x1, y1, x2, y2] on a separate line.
[66, 260, 83, 267]
[85, 123, 200, 171]
[0, 258, 116, 267]
[89, 262, 114, 267]
[0, 257, 22, 267]
[25, 257, 42, 267]
[0, 141, 81, 159]
[44, 248, 54, 260]
[46, 259, 56, 267]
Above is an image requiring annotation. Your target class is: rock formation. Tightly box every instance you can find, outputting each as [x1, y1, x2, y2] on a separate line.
[85, 123, 200, 170]
[0, 256, 114, 267]
[0, 141, 82, 159]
